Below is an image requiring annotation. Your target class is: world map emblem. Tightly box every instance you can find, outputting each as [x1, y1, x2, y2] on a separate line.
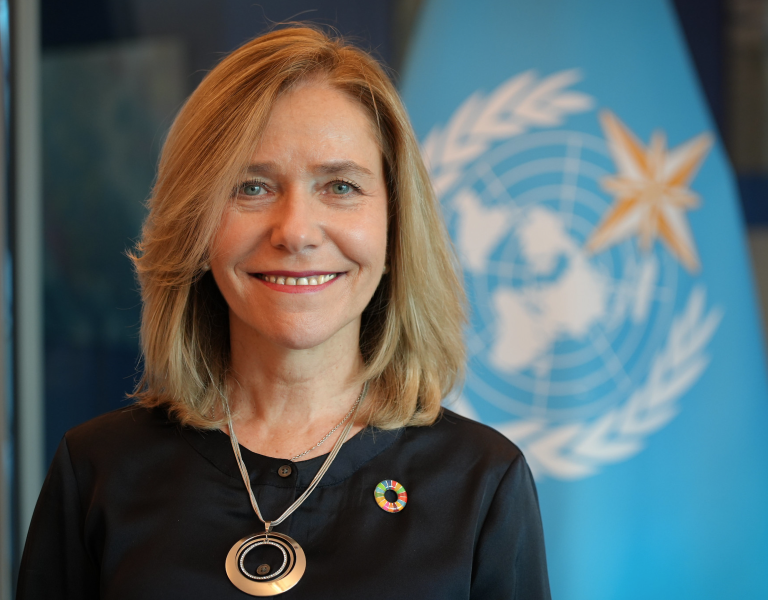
[424, 70, 723, 480]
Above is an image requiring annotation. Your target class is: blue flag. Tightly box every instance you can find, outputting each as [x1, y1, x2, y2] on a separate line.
[400, 1, 768, 598]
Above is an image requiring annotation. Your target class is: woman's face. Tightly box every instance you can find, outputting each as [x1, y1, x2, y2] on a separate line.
[210, 81, 389, 352]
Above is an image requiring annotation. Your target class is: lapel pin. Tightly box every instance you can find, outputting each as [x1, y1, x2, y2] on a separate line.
[374, 480, 407, 513]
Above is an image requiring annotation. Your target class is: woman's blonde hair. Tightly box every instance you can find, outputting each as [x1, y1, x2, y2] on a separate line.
[132, 26, 465, 429]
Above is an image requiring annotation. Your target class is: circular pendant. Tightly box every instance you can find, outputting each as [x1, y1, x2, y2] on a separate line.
[225, 532, 306, 596]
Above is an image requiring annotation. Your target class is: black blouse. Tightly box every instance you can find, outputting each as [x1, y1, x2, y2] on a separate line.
[17, 405, 551, 599]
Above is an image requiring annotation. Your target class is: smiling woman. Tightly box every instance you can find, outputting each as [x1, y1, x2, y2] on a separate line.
[131, 27, 466, 434]
[17, 27, 551, 599]
[211, 82, 389, 358]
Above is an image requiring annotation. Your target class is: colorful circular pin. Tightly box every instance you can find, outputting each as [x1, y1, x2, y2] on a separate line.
[374, 480, 407, 513]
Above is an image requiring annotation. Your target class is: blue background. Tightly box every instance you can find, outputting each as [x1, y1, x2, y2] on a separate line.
[401, 1, 768, 598]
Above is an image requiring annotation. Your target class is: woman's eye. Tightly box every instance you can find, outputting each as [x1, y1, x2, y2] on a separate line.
[241, 182, 265, 196]
[331, 182, 352, 195]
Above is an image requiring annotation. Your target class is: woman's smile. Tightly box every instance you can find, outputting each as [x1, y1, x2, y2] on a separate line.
[251, 270, 344, 293]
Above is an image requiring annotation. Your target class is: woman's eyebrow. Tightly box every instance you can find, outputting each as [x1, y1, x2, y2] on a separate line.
[245, 162, 278, 176]
[313, 160, 375, 178]
[244, 160, 375, 178]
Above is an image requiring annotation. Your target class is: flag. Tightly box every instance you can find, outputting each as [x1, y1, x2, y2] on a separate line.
[400, 1, 768, 598]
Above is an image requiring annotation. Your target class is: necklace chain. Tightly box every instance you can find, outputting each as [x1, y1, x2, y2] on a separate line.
[290, 393, 363, 461]
[223, 382, 368, 532]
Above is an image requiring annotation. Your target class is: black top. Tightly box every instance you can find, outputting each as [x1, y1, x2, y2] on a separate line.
[17, 405, 551, 599]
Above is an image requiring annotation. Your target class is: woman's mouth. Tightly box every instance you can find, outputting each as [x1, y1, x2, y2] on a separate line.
[252, 272, 341, 287]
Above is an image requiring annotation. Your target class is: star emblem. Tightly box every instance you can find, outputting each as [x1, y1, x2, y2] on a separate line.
[585, 110, 713, 272]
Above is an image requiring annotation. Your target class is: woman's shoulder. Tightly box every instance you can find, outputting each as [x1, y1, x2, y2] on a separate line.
[62, 403, 179, 459]
[399, 406, 526, 472]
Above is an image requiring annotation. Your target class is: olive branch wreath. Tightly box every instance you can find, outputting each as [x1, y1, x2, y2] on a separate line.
[494, 287, 722, 479]
[422, 69, 593, 198]
[426, 71, 723, 480]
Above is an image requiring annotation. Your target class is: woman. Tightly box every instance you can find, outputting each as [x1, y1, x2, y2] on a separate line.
[18, 27, 550, 599]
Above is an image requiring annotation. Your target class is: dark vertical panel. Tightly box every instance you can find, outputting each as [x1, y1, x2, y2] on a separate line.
[671, 0, 726, 134]
[672, 0, 768, 224]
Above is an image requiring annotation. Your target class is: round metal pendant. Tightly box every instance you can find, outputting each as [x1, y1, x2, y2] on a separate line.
[225, 532, 306, 596]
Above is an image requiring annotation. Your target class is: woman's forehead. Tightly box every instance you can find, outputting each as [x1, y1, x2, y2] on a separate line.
[245, 82, 384, 176]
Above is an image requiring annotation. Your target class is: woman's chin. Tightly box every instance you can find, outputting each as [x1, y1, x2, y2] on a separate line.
[246, 320, 359, 354]
[270, 333, 333, 352]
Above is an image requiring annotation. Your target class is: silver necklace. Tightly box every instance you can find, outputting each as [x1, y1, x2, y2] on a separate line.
[290, 392, 363, 461]
[223, 382, 368, 597]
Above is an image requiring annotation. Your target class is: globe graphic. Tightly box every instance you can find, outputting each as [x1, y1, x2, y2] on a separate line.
[441, 131, 679, 423]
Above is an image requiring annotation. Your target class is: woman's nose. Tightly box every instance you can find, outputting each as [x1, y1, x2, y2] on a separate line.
[269, 189, 324, 253]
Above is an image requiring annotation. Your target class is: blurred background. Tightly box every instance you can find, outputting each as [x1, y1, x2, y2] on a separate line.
[1, 0, 767, 597]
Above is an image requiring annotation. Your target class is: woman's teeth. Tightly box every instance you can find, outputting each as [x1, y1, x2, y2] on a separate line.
[257, 273, 338, 286]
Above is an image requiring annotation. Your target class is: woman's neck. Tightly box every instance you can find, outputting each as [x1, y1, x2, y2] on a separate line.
[224, 317, 367, 460]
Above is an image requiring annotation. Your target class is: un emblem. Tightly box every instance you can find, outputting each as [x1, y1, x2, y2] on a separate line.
[424, 71, 723, 480]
